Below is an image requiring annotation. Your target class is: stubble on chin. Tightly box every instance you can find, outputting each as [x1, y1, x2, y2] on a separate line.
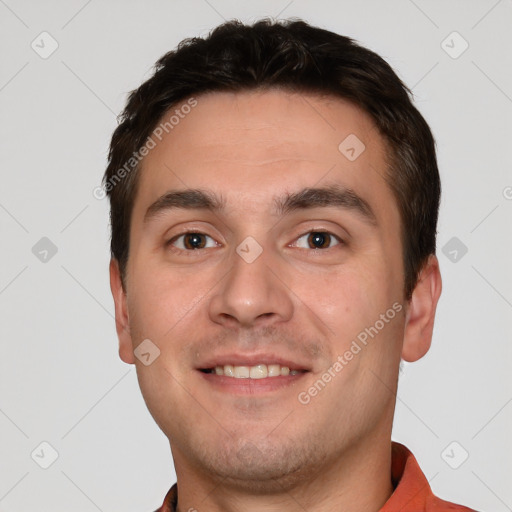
[179, 426, 333, 494]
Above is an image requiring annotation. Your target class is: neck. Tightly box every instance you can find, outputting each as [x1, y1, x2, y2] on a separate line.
[172, 434, 394, 512]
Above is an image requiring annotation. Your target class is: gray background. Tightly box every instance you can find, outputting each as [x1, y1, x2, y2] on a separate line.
[1, 0, 511, 510]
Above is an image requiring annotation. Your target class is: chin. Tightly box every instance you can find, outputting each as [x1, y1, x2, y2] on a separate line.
[188, 432, 328, 492]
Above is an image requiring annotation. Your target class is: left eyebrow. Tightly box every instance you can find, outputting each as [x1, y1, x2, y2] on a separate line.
[275, 184, 377, 226]
[143, 184, 377, 226]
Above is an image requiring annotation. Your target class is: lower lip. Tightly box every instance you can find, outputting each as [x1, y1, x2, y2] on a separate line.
[198, 371, 308, 394]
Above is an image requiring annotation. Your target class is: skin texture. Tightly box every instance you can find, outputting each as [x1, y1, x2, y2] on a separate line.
[110, 89, 442, 512]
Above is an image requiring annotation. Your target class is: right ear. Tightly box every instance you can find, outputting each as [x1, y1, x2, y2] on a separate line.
[109, 259, 135, 364]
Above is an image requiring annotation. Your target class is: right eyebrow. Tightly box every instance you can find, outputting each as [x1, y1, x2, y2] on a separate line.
[143, 189, 225, 224]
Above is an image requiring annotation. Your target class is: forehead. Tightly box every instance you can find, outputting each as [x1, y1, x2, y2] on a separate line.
[132, 89, 397, 224]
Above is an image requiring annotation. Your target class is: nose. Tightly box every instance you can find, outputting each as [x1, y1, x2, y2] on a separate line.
[208, 246, 294, 329]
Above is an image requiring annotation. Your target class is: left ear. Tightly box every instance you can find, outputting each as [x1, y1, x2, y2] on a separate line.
[401, 254, 442, 362]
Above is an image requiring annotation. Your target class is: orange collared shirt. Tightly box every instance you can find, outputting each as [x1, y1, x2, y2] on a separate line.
[154, 442, 477, 511]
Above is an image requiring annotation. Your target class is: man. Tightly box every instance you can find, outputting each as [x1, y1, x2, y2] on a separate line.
[104, 18, 476, 511]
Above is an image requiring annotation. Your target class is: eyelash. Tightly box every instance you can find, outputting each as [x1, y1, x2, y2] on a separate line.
[166, 230, 344, 253]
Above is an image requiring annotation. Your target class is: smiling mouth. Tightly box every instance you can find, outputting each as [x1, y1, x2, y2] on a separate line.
[200, 364, 308, 379]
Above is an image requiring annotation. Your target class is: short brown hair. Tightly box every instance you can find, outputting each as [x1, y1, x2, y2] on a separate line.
[103, 18, 440, 300]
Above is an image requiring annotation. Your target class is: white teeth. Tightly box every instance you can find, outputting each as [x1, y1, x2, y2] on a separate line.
[250, 364, 268, 379]
[233, 366, 250, 378]
[267, 364, 281, 377]
[212, 364, 301, 379]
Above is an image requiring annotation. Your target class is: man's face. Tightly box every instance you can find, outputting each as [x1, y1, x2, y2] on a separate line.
[116, 90, 409, 487]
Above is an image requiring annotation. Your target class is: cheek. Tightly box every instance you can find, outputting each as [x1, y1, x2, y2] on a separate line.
[298, 262, 390, 339]
[126, 269, 191, 343]
[126, 260, 226, 359]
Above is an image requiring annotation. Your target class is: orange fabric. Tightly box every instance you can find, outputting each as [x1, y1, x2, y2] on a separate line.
[154, 442, 476, 511]
[380, 443, 476, 511]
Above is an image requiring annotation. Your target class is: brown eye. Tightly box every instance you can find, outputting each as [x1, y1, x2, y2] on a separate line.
[307, 232, 332, 249]
[293, 231, 341, 250]
[169, 232, 217, 250]
[183, 233, 206, 249]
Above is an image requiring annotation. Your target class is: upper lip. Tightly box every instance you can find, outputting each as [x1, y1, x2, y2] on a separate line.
[197, 353, 312, 372]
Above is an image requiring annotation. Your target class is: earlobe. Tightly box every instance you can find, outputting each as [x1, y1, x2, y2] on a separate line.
[109, 259, 135, 364]
[401, 255, 442, 362]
